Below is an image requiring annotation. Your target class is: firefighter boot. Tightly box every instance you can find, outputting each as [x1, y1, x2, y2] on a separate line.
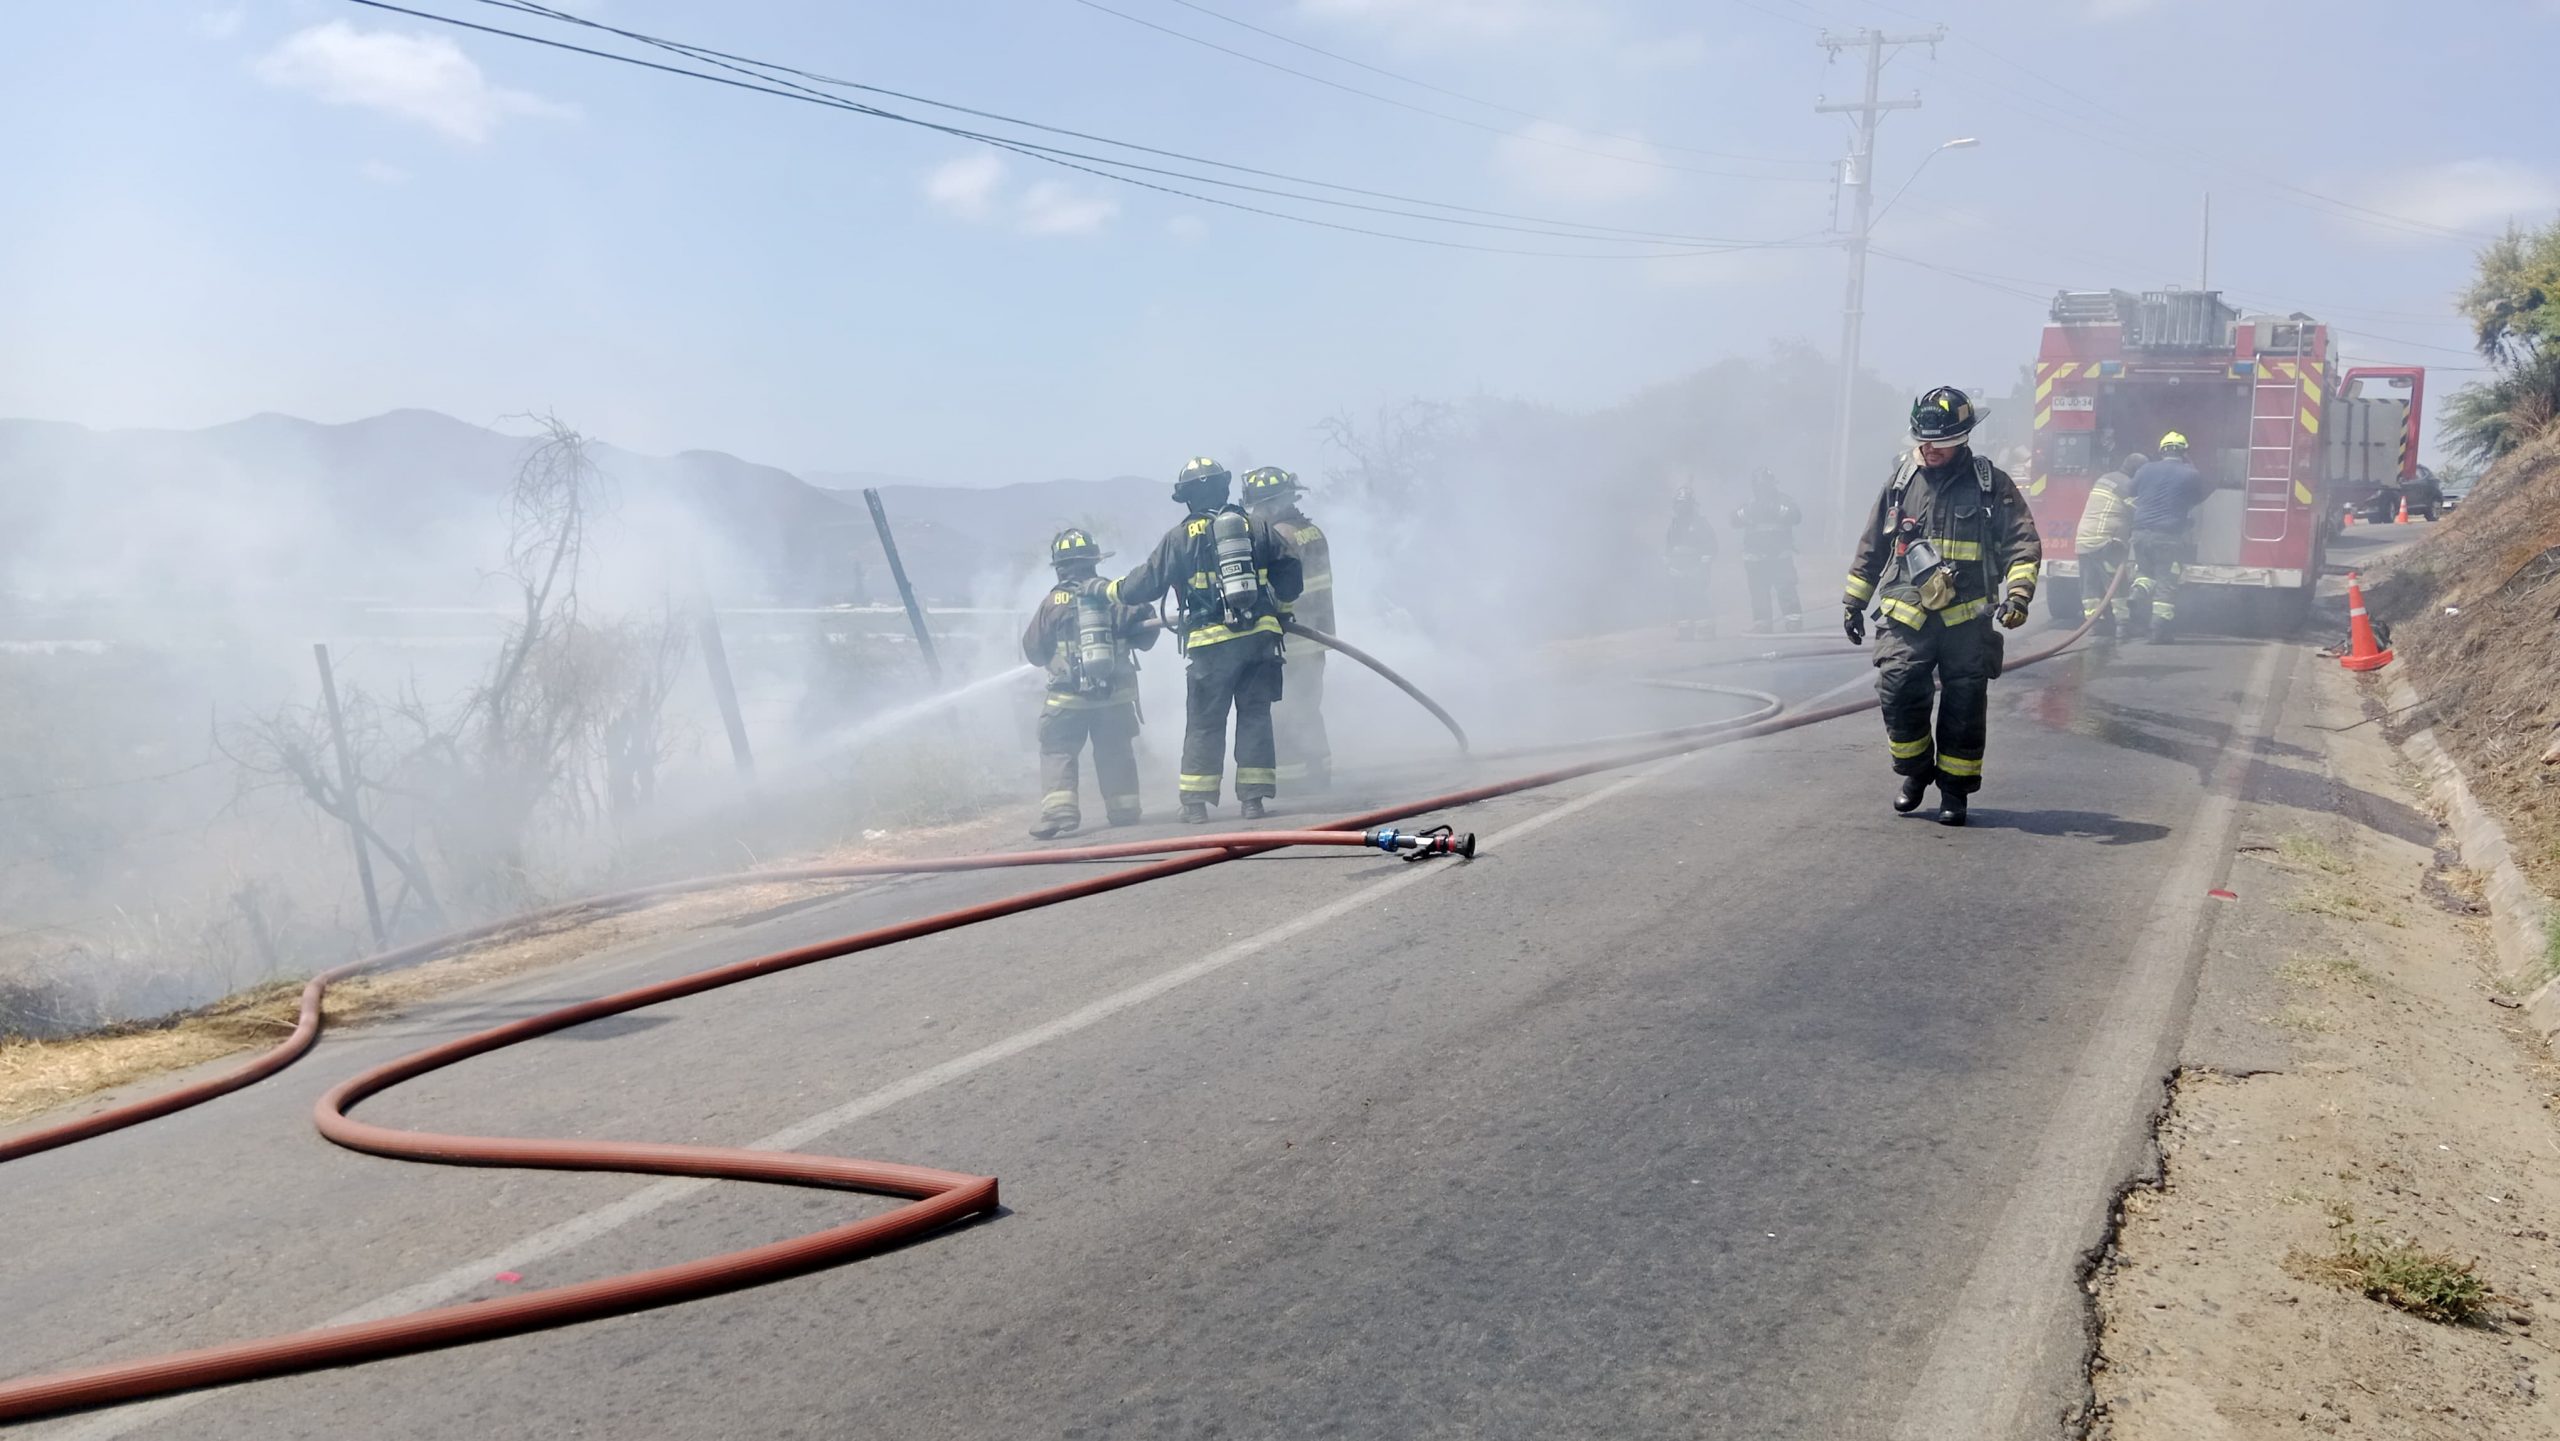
[1937, 791, 1968, 827]
[1028, 816, 1079, 840]
[1894, 773, 1931, 814]
[1238, 798, 1268, 821]
[1180, 799, 1211, 825]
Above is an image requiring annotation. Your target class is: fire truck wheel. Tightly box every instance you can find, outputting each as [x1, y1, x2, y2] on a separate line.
[2043, 573, 2084, 626]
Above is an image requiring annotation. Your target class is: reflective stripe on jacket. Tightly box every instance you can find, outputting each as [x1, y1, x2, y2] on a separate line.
[1108, 507, 1304, 650]
[2074, 473, 2136, 553]
[1843, 447, 2043, 628]
[1021, 580, 1159, 706]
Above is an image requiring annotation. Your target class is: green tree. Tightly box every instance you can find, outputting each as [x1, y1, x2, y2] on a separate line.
[2446, 221, 2560, 462]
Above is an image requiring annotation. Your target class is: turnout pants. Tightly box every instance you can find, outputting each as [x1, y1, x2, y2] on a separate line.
[1273, 648, 1331, 790]
[1181, 631, 1283, 804]
[2128, 534, 2191, 635]
[2079, 542, 2131, 630]
[1873, 614, 2000, 796]
[1036, 700, 1142, 828]
[1743, 556, 1802, 629]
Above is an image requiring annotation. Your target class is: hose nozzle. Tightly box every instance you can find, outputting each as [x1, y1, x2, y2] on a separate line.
[1361, 825, 1477, 861]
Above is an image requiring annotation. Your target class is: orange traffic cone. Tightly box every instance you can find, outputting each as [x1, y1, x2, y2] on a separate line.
[2394, 493, 2410, 524]
[2339, 572, 2393, 672]
[2343, 505, 2357, 527]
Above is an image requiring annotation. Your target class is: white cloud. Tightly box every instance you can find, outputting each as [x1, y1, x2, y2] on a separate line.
[2347, 158, 2560, 242]
[926, 156, 1119, 236]
[924, 153, 1006, 221]
[196, 7, 245, 40]
[1493, 121, 1664, 203]
[358, 158, 410, 186]
[254, 22, 571, 144]
[1019, 181, 1119, 237]
[1167, 214, 1209, 244]
[2084, 0, 2164, 18]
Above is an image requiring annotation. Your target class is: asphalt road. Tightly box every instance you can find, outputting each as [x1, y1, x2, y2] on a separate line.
[2, 532, 2422, 1439]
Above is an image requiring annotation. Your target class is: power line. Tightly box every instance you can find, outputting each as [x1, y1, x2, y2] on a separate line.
[1136, 0, 1828, 168]
[477, 0, 1804, 248]
[1062, 0, 1823, 182]
[456, 0, 1820, 253]
[1868, 248, 2050, 303]
[358, 2, 1813, 260]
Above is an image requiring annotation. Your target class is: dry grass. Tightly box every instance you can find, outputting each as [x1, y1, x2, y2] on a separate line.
[2291, 1230, 2493, 1325]
[2277, 880, 2405, 928]
[2278, 953, 2378, 992]
[4, 981, 296, 1127]
[2275, 832, 2352, 875]
[0, 876, 856, 1129]
[2268, 1003, 2335, 1036]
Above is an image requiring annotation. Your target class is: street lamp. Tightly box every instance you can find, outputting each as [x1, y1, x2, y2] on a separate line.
[1872, 137, 1980, 231]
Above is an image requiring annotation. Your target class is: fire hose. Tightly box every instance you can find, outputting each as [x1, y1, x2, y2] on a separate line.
[0, 568, 2124, 1424]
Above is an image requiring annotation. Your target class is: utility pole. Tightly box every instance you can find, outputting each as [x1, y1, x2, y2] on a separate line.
[1817, 25, 1944, 530]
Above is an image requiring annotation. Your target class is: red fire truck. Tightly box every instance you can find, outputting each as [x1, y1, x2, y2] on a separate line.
[2027, 289, 2425, 628]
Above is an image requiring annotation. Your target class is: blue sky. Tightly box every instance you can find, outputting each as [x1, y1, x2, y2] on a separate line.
[2, 0, 2547, 482]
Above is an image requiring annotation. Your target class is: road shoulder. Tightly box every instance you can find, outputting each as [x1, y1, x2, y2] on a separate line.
[2089, 651, 2560, 1437]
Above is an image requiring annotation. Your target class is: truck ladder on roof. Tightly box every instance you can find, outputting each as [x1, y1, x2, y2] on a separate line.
[2246, 358, 2305, 545]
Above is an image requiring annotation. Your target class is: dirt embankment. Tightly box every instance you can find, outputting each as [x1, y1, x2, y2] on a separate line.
[2090, 658, 2560, 1438]
[2367, 438, 2560, 898]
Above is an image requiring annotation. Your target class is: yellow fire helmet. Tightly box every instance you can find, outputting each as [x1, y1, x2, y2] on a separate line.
[2157, 431, 2190, 454]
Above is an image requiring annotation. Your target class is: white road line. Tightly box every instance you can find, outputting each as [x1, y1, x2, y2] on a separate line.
[1888, 640, 2292, 1441]
[50, 753, 1700, 1440]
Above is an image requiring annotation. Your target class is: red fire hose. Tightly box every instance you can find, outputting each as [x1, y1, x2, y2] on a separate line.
[0, 574, 2121, 1424]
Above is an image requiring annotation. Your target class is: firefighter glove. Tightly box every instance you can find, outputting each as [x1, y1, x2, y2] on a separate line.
[1842, 602, 1866, 646]
[1998, 593, 2031, 630]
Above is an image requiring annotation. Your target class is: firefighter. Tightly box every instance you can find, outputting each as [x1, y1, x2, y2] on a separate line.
[1109, 457, 1304, 823]
[1022, 528, 1160, 839]
[2127, 432, 2209, 642]
[1666, 483, 1717, 640]
[1842, 386, 2043, 827]
[1243, 465, 1333, 793]
[1729, 468, 1804, 633]
[2074, 452, 2144, 638]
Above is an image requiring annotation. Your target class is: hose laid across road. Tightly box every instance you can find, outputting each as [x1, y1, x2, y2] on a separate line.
[0, 572, 2123, 1424]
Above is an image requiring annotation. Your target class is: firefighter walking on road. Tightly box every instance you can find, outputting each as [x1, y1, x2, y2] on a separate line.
[1843, 386, 2044, 827]
[2074, 452, 2143, 638]
[1730, 468, 1804, 632]
[1243, 465, 1333, 793]
[1022, 528, 1160, 839]
[1666, 484, 1718, 640]
[2126, 432, 2210, 643]
[1109, 457, 1304, 823]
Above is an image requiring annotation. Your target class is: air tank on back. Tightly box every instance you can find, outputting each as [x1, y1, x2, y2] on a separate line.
[1211, 509, 1259, 624]
[1073, 583, 1120, 694]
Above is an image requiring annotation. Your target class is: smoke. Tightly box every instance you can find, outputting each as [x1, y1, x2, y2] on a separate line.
[0, 339, 1911, 1034]
[1283, 342, 1907, 762]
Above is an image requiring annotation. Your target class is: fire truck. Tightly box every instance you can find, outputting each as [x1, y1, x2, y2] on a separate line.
[2027, 289, 2425, 628]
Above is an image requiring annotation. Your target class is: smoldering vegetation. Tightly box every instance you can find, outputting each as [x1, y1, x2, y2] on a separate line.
[0, 412, 1024, 1035]
[0, 343, 1919, 1036]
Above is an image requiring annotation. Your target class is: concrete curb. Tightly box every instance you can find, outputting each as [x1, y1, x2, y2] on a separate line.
[2385, 667, 2560, 1034]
